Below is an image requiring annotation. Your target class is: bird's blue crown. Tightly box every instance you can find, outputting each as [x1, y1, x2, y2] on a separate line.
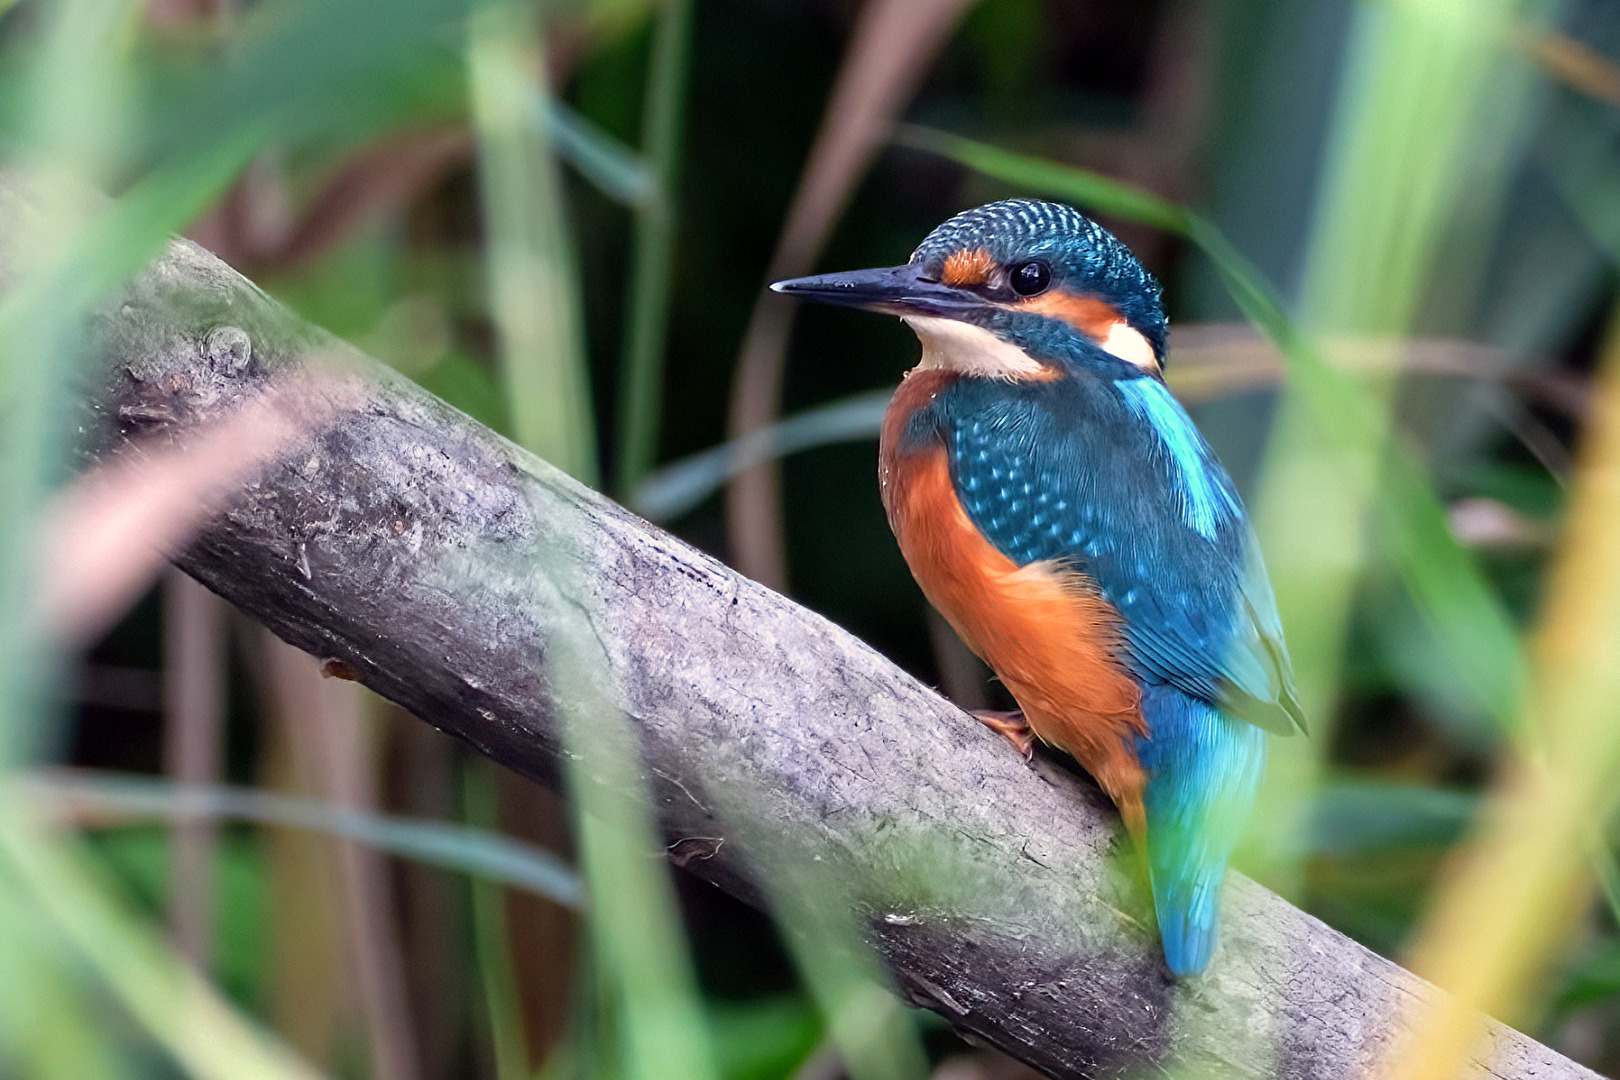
[911, 198, 1169, 367]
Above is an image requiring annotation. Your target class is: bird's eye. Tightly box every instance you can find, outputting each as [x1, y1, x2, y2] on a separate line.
[1010, 260, 1051, 296]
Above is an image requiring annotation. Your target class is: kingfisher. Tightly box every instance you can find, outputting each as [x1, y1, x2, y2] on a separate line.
[772, 199, 1304, 976]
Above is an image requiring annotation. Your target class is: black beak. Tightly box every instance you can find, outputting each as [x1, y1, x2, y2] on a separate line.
[770, 264, 984, 318]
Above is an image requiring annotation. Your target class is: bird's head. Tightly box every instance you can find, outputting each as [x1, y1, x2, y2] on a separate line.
[772, 198, 1166, 381]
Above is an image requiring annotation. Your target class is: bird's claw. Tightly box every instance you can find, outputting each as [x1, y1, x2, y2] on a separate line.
[971, 709, 1035, 763]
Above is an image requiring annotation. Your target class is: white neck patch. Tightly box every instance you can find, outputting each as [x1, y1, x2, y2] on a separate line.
[1099, 321, 1159, 372]
[902, 316, 1046, 380]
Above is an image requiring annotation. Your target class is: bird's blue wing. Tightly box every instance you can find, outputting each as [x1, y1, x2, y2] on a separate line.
[934, 373, 1304, 735]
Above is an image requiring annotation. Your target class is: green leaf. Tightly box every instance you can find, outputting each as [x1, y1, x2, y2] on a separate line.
[893, 125, 1191, 235]
[1555, 938, 1620, 1013]
[539, 95, 654, 206]
[141, 0, 474, 163]
[24, 770, 584, 908]
[1304, 781, 1476, 856]
[632, 389, 892, 522]
[706, 997, 822, 1080]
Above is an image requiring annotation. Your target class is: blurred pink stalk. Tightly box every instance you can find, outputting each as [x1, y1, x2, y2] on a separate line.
[34, 376, 332, 650]
[164, 570, 227, 970]
[262, 634, 420, 1080]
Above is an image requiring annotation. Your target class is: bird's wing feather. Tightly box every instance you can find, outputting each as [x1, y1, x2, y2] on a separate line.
[938, 373, 1303, 735]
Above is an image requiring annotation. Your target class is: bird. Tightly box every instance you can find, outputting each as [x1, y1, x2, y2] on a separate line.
[771, 198, 1304, 976]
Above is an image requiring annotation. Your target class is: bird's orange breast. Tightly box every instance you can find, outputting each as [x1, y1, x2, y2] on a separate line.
[879, 370, 1148, 830]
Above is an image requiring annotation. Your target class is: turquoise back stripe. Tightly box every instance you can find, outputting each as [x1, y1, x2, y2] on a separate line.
[1115, 378, 1238, 540]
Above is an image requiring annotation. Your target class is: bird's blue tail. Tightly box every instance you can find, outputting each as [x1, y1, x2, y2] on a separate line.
[1136, 685, 1266, 976]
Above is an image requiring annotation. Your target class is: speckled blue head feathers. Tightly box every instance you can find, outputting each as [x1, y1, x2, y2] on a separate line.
[917, 200, 1168, 365]
[773, 198, 1169, 376]
[912, 199, 1161, 312]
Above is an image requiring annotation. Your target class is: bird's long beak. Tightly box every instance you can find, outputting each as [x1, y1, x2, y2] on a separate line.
[770, 264, 983, 318]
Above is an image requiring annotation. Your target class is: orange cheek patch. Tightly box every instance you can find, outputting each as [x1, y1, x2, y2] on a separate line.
[1019, 291, 1124, 339]
[941, 247, 995, 287]
[1019, 291, 1159, 371]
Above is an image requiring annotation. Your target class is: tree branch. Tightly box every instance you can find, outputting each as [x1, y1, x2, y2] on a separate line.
[69, 227, 1593, 1080]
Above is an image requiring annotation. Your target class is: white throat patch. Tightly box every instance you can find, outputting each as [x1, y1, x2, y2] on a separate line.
[902, 316, 1045, 380]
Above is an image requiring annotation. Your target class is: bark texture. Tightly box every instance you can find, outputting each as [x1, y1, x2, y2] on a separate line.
[68, 227, 1595, 1080]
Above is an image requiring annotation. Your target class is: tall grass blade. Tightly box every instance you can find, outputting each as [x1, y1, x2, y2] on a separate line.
[1392, 299, 1620, 1080]
[0, 810, 326, 1080]
[473, 5, 716, 1076]
[1249, 0, 1534, 911]
[0, 882, 134, 1080]
[550, 629, 719, 1080]
[614, 0, 693, 496]
[0, 0, 259, 757]
[463, 760, 532, 1080]
[0, 0, 310, 1069]
[468, 0, 598, 483]
[473, 6, 720, 1077]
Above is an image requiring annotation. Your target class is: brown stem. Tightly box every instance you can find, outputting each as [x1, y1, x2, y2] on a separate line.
[262, 634, 421, 1080]
[163, 568, 226, 970]
[724, 0, 975, 588]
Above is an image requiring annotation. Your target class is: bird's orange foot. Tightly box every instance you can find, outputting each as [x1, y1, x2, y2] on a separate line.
[971, 709, 1035, 761]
